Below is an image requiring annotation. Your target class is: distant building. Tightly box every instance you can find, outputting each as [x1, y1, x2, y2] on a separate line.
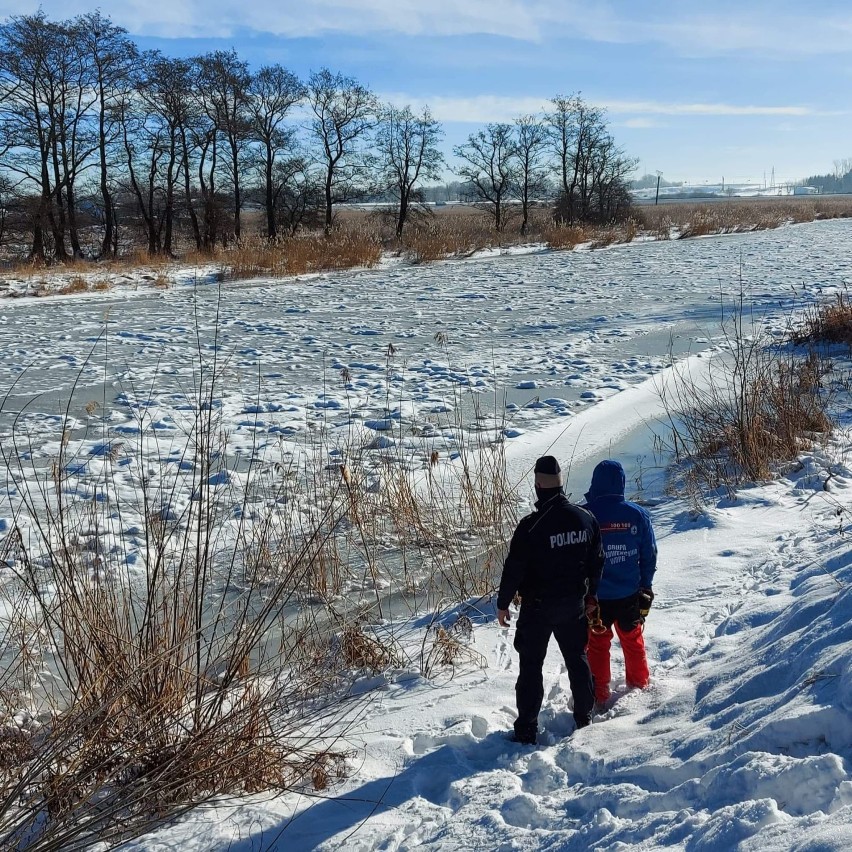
[793, 185, 819, 195]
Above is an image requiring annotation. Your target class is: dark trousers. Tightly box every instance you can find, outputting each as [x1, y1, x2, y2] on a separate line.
[513, 598, 594, 735]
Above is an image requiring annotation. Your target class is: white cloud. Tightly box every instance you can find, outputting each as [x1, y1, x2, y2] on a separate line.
[0, 0, 542, 40]
[381, 93, 823, 123]
[620, 118, 661, 129]
[3, 0, 851, 60]
[381, 93, 549, 123]
[535, 0, 852, 58]
[602, 100, 819, 117]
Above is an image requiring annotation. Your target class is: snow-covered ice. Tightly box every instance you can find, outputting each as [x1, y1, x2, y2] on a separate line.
[3, 220, 852, 850]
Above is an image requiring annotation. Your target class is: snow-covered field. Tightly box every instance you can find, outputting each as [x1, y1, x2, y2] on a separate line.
[3, 220, 852, 850]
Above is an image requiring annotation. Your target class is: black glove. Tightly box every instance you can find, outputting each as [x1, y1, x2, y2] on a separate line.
[637, 588, 654, 619]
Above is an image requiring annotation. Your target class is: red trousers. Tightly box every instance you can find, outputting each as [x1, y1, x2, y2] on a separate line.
[586, 597, 649, 702]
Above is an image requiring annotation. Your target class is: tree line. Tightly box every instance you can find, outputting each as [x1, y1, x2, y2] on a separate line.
[802, 159, 852, 195]
[0, 11, 636, 262]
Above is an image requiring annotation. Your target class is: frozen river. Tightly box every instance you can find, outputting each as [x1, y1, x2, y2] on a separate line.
[2, 220, 850, 440]
[1, 219, 851, 569]
[4, 220, 852, 852]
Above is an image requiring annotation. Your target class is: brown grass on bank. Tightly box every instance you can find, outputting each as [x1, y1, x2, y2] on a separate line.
[1, 250, 179, 279]
[791, 292, 852, 346]
[420, 613, 486, 678]
[3, 197, 852, 289]
[660, 299, 834, 497]
[394, 207, 636, 260]
[0, 336, 520, 848]
[636, 202, 784, 238]
[634, 196, 852, 240]
[400, 220, 488, 262]
[51, 277, 113, 296]
[221, 230, 383, 281]
[21, 276, 113, 297]
[540, 222, 593, 249]
[0, 370, 363, 849]
[391, 205, 551, 261]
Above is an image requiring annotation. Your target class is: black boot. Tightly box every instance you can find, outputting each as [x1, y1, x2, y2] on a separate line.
[512, 722, 538, 744]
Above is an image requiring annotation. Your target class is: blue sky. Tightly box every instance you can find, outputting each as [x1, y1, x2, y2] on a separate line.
[5, 0, 852, 186]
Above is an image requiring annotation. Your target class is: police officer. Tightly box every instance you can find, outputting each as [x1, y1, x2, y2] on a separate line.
[583, 459, 657, 708]
[497, 455, 604, 744]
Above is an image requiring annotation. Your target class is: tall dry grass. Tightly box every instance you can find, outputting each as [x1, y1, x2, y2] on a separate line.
[0, 364, 367, 849]
[390, 206, 540, 261]
[659, 294, 834, 498]
[0, 332, 522, 848]
[634, 196, 852, 240]
[220, 230, 383, 281]
[4, 197, 852, 295]
[791, 291, 852, 347]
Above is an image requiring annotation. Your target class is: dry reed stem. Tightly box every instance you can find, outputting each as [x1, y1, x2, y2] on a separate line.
[660, 302, 834, 496]
[3, 198, 852, 289]
[792, 293, 852, 346]
[0, 320, 525, 848]
[219, 231, 382, 281]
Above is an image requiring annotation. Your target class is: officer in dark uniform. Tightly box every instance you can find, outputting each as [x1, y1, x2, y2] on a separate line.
[497, 456, 604, 744]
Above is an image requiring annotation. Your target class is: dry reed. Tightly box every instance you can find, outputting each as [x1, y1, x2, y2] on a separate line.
[4, 198, 852, 295]
[791, 292, 852, 347]
[221, 230, 383, 281]
[659, 295, 834, 497]
[0, 332, 521, 848]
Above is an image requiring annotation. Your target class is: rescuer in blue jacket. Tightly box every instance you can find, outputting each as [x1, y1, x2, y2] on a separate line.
[583, 459, 657, 707]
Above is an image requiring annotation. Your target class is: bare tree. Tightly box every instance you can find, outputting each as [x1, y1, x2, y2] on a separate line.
[374, 104, 444, 238]
[511, 115, 549, 235]
[0, 173, 11, 245]
[273, 153, 324, 234]
[833, 158, 852, 179]
[453, 123, 515, 231]
[117, 59, 163, 255]
[119, 53, 195, 255]
[546, 93, 603, 224]
[588, 132, 637, 223]
[167, 59, 204, 251]
[546, 93, 633, 225]
[49, 17, 99, 259]
[75, 11, 138, 258]
[0, 13, 97, 261]
[306, 68, 376, 234]
[246, 64, 304, 240]
[196, 50, 251, 242]
[0, 14, 54, 260]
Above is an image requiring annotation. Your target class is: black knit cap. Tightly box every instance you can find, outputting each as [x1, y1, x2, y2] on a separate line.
[534, 455, 563, 489]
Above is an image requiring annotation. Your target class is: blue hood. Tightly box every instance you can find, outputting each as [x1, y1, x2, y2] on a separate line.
[585, 459, 626, 501]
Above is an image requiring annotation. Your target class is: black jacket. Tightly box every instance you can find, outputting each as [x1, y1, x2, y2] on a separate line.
[497, 492, 604, 610]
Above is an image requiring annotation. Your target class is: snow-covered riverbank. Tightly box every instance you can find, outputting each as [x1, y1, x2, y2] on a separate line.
[120, 361, 852, 851]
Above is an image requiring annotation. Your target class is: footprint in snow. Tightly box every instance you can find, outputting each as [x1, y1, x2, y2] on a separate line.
[496, 632, 514, 671]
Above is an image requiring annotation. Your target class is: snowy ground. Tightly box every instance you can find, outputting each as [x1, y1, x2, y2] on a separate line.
[3, 220, 852, 849]
[116, 361, 852, 851]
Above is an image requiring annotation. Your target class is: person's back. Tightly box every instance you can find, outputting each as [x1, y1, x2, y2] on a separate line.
[584, 460, 656, 600]
[502, 491, 602, 607]
[497, 456, 604, 743]
[583, 460, 657, 706]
